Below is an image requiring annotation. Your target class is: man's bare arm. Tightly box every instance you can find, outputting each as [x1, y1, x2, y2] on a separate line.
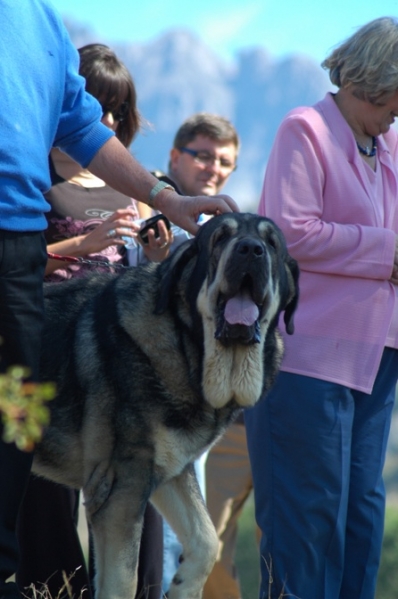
[88, 137, 239, 235]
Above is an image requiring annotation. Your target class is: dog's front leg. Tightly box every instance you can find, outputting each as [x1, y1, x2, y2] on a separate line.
[83, 461, 148, 599]
[151, 464, 218, 599]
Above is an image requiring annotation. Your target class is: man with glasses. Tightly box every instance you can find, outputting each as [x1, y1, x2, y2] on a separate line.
[167, 113, 238, 198]
[156, 114, 255, 599]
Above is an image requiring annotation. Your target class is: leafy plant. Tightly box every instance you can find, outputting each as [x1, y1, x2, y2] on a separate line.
[376, 505, 398, 598]
[0, 366, 55, 451]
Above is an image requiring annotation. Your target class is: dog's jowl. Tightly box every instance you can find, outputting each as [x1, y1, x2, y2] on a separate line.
[33, 213, 299, 599]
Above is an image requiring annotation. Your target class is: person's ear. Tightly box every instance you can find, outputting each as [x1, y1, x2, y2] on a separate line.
[170, 147, 181, 171]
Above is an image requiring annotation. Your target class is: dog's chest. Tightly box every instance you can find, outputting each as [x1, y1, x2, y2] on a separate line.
[153, 422, 215, 481]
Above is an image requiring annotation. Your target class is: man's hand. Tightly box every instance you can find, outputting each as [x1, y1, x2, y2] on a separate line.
[154, 190, 239, 235]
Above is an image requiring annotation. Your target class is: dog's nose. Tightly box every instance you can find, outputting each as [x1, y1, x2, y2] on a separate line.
[235, 238, 264, 258]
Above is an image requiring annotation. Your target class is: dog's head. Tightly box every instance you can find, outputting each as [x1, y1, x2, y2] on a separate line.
[156, 213, 299, 408]
[156, 213, 299, 339]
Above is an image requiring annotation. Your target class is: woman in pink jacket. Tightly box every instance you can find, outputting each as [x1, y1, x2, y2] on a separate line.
[245, 17, 398, 599]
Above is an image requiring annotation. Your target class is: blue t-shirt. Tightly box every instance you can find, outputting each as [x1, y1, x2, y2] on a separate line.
[0, 0, 113, 231]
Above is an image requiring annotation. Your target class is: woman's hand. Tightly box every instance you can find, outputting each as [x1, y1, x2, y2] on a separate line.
[48, 207, 140, 257]
[45, 208, 140, 275]
[77, 208, 140, 254]
[46, 207, 175, 278]
[139, 219, 174, 262]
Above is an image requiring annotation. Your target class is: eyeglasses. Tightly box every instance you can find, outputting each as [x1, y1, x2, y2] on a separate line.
[179, 147, 237, 171]
[101, 101, 130, 122]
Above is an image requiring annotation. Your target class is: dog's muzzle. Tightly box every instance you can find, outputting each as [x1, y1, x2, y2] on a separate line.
[215, 291, 261, 345]
[215, 237, 269, 346]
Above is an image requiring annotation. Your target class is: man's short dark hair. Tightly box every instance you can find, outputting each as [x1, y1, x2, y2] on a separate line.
[172, 113, 239, 151]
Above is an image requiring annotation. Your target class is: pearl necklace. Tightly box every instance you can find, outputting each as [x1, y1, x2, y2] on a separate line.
[356, 136, 377, 157]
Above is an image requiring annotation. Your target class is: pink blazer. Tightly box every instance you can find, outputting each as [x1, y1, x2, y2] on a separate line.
[258, 93, 398, 393]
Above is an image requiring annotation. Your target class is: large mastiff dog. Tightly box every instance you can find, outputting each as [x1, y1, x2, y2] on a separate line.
[33, 213, 299, 599]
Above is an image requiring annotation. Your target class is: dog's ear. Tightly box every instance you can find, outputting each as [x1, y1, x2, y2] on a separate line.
[155, 239, 198, 314]
[283, 255, 300, 335]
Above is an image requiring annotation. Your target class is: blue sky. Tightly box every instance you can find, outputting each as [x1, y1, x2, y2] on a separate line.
[51, 0, 398, 64]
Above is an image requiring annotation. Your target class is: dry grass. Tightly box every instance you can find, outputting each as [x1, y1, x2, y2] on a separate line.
[236, 493, 300, 599]
[21, 568, 87, 599]
[21, 570, 289, 599]
[21, 569, 166, 599]
[18, 542, 290, 599]
[262, 555, 301, 598]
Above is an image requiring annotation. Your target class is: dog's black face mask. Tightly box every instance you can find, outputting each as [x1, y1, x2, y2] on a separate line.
[214, 235, 268, 346]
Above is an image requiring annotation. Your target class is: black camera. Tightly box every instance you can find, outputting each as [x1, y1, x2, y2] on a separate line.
[138, 214, 171, 245]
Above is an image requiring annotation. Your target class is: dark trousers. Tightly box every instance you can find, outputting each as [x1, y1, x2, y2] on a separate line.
[16, 477, 164, 599]
[0, 230, 163, 598]
[245, 348, 398, 599]
[0, 230, 47, 599]
[16, 478, 89, 599]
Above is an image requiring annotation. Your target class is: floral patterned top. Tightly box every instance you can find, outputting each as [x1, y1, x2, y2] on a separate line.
[44, 177, 137, 281]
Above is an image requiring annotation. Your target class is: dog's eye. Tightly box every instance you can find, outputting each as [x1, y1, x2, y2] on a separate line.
[267, 235, 278, 250]
[213, 228, 231, 246]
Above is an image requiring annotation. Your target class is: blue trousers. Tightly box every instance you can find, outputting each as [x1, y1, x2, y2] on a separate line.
[245, 348, 398, 599]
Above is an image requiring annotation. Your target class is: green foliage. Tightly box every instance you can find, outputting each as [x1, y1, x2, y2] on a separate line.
[376, 505, 398, 598]
[0, 366, 55, 451]
[236, 492, 260, 599]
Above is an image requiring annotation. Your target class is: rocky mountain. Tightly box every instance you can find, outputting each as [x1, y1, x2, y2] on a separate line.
[64, 20, 332, 211]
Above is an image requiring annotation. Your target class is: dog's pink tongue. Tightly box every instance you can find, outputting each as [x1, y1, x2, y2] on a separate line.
[224, 292, 259, 326]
